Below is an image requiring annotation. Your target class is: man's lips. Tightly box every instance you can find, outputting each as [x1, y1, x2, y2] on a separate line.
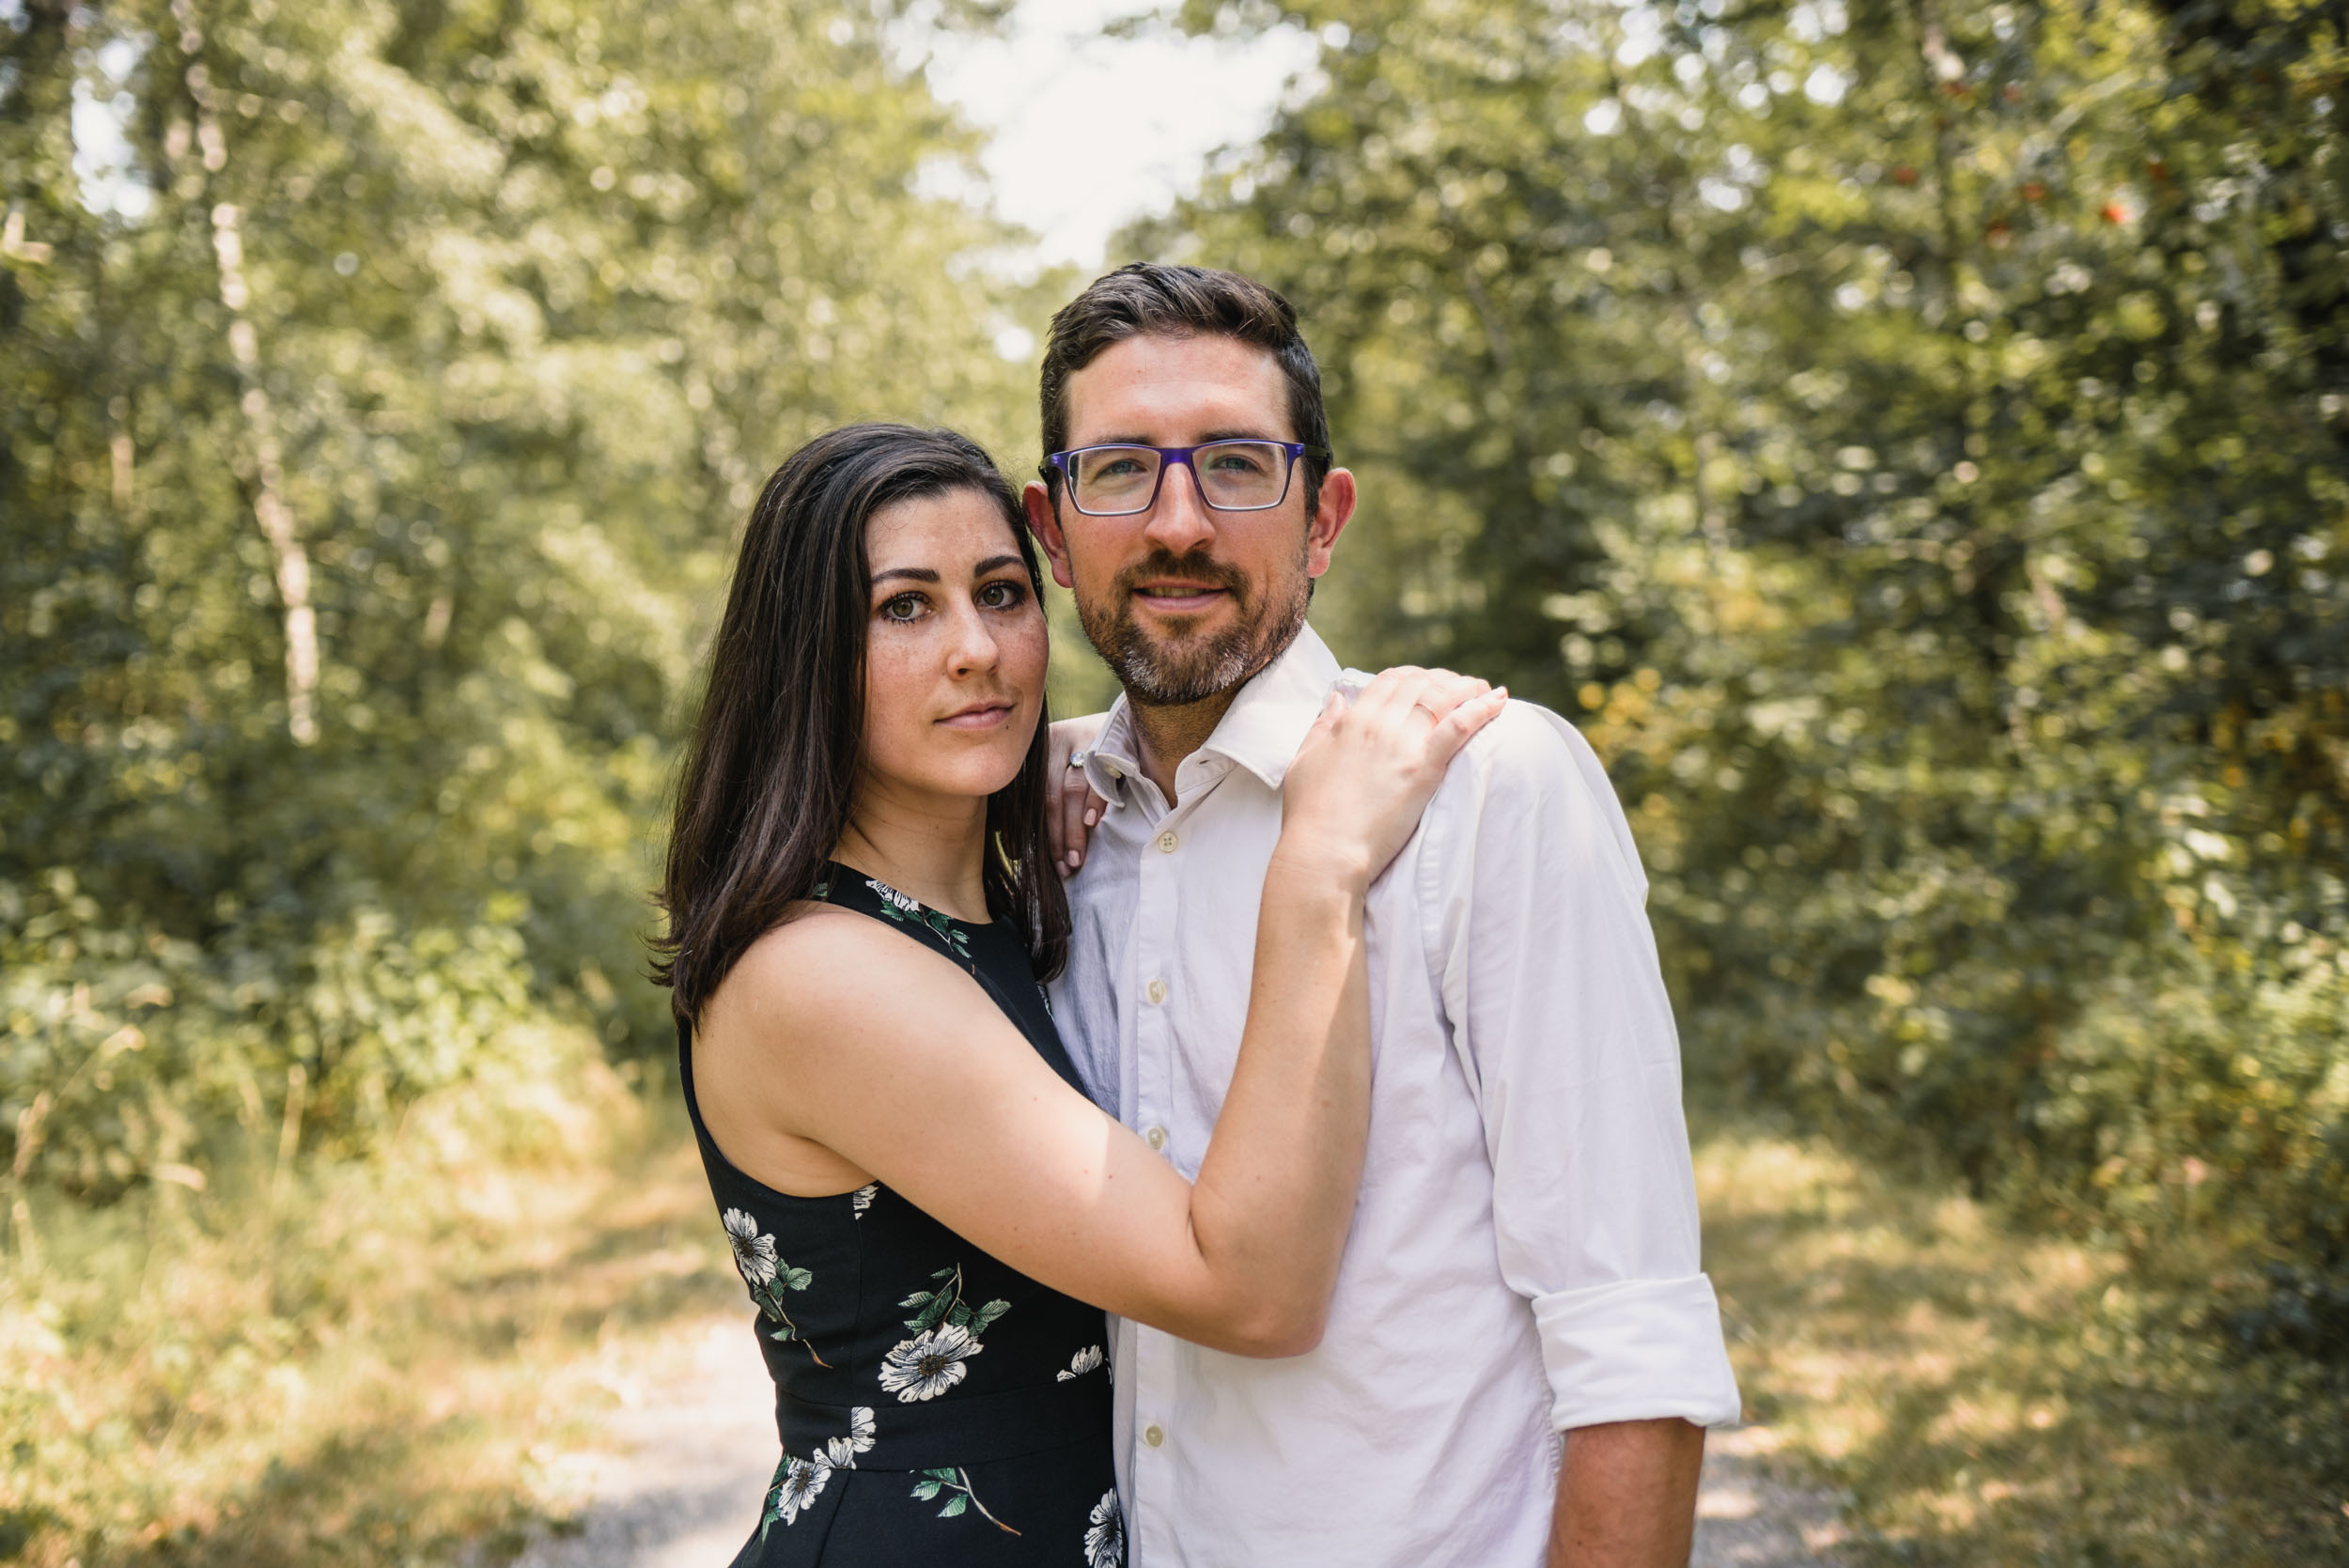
[936, 700, 1015, 730]
[1129, 582, 1232, 613]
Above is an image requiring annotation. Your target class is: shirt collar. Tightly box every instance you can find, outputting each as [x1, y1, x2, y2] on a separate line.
[1078, 623, 1344, 804]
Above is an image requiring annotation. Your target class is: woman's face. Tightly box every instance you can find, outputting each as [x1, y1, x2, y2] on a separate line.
[858, 487, 1050, 809]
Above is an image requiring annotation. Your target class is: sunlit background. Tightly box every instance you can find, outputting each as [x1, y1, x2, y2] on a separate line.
[4, 0, 2344, 1563]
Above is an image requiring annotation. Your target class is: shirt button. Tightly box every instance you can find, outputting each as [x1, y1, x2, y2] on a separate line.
[1145, 1126, 1167, 1151]
[1156, 830, 1179, 853]
[1143, 1424, 1165, 1448]
[1145, 977, 1167, 1004]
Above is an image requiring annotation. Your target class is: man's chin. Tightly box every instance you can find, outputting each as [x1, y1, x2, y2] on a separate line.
[1104, 630, 1255, 707]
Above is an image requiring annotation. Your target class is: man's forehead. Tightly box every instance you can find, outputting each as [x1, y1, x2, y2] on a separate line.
[1062, 332, 1292, 444]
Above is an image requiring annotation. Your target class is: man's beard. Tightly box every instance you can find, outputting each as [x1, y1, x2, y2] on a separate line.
[1077, 548, 1312, 707]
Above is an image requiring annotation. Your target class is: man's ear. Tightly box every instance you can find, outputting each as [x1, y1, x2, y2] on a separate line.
[1024, 479, 1076, 589]
[1304, 467, 1357, 580]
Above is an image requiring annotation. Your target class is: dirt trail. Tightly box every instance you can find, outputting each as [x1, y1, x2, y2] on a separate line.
[512, 1316, 1843, 1568]
[509, 1317, 774, 1568]
[1692, 1425, 1848, 1567]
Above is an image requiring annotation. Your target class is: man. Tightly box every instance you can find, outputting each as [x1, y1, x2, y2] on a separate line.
[1027, 263, 1741, 1567]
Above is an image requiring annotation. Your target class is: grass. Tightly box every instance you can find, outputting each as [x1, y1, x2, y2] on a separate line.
[9, 1052, 2345, 1567]
[0, 1032, 742, 1568]
[1696, 1113, 2349, 1565]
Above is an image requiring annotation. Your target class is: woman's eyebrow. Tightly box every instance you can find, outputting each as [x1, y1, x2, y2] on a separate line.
[870, 567, 941, 586]
[972, 554, 1024, 576]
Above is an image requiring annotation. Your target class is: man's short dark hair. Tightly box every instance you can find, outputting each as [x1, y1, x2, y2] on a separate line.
[1037, 263, 1332, 517]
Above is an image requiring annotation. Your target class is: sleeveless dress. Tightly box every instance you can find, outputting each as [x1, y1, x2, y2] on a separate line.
[678, 864, 1125, 1568]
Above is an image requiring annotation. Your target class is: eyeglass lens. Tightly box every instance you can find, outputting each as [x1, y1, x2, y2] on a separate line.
[1069, 442, 1292, 515]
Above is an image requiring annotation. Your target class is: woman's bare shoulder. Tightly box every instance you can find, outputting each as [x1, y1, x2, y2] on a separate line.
[705, 901, 976, 1047]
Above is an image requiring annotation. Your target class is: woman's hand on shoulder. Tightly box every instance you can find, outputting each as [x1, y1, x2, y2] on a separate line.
[1047, 712, 1111, 877]
[1279, 668, 1506, 890]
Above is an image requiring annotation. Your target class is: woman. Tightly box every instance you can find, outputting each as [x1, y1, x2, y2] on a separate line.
[655, 424, 1501, 1566]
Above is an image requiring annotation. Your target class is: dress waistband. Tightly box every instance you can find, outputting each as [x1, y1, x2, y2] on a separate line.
[776, 1376, 1111, 1470]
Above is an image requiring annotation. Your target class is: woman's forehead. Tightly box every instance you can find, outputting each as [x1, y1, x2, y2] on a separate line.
[864, 488, 1022, 573]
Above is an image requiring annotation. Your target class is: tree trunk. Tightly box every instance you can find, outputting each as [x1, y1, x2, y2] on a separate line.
[171, 0, 319, 744]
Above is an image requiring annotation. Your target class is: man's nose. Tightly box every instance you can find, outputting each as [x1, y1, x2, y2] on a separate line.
[1142, 456, 1217, 556]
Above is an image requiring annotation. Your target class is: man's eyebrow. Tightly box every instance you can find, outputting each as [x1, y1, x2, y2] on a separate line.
[870, 566, 940, 586]
[1077, 430, 1284, 448]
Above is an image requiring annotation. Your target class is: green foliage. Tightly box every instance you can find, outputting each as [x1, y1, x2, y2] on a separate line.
[2, 0, 1050, 1203]
[1141, 0, 2349, 1345]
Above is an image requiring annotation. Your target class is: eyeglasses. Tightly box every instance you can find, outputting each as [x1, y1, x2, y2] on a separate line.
[1043, 441, 1330, 518]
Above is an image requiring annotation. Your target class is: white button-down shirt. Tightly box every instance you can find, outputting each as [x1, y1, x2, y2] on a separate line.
[1050, 625, 1741, 1568]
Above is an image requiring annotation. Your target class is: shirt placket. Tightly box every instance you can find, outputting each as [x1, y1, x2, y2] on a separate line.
[1126, 784, 1174, 1562]
[1127, 766, 1221, 1566]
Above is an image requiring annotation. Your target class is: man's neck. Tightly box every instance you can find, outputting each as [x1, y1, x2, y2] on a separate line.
[1127, 688, 1242, 809]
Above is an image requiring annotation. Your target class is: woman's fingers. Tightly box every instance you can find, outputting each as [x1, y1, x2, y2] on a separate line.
[1432, 686, 1509, 759]
[1406, 670, 1495, 728]
[1052, 771, 1108, 877]
[1345, 666, 1492, 747]
[1044, 713, 1113, 876]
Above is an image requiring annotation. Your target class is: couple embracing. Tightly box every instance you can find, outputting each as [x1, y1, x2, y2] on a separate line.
[655, 265, 1741, 1568]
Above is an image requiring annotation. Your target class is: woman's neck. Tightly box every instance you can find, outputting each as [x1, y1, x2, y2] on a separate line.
[832, 776, 992, 924]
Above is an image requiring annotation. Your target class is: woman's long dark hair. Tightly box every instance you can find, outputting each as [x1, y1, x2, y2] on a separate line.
[653, 424, 1069, 1022]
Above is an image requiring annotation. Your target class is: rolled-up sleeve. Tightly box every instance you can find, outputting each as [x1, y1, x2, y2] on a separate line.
[1418, 703, 1742, 1432]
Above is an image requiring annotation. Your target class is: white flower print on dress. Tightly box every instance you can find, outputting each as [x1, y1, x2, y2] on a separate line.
[879, 1323, 982, 1402]
[1084, 1487, 1125, 1566]
[822, 1405, 878, 1469]
[757, 1406, 874, 1539]
[766, 1455, 829, 1531]
[1056, 1344, 1105, 1381]
[723, 1208, 777, 1286]
[850, 1182, 878, 1218]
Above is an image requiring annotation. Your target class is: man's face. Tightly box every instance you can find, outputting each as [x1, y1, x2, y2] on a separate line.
[1024, 333, 1355, 706]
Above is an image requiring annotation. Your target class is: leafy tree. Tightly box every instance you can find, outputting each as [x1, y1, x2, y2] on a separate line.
[1139, 0, 2348, 1344]
[2, 0, 1045, 1201]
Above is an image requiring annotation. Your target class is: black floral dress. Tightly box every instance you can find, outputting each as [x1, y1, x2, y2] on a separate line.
[679, 865, 1124, 1567]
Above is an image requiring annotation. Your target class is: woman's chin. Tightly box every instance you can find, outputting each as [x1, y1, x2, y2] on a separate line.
[870, 756, 1028, 804]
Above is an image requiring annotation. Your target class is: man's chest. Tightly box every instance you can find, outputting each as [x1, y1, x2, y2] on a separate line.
[1066, 796, 1455, 1178]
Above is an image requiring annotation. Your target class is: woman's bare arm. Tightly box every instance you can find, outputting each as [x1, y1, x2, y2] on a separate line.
[696, 669, 1502, 1356]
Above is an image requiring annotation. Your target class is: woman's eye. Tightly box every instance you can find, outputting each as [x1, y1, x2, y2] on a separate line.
[978, 580, 1027, 610]
[879, 593, 926, 622]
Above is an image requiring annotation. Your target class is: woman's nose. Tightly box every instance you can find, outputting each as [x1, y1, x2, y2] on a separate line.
[947, 603, 1002, 675]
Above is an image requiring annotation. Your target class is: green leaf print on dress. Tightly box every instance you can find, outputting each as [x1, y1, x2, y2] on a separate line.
[863, 877, 973, 965]
[911, 1467, 1020, 1535]
[723, 1207, 829, 1366]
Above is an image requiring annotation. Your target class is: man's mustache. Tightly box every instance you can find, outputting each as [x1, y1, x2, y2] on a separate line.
[1112, 551, 1251, 600]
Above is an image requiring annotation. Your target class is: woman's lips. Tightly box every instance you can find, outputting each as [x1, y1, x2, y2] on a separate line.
[936, 702, 1015, 730]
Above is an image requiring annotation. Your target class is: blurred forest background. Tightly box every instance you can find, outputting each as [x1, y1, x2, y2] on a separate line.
[4, 0, 2345, 1562]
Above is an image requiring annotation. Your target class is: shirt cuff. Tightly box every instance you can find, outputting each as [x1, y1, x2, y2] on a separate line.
[1531, 1274, 1744, 1431]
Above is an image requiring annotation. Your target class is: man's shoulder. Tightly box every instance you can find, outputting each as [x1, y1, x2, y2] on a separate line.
[1416, 695, 1646, 899]
[1450, 696, 1610, 801]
